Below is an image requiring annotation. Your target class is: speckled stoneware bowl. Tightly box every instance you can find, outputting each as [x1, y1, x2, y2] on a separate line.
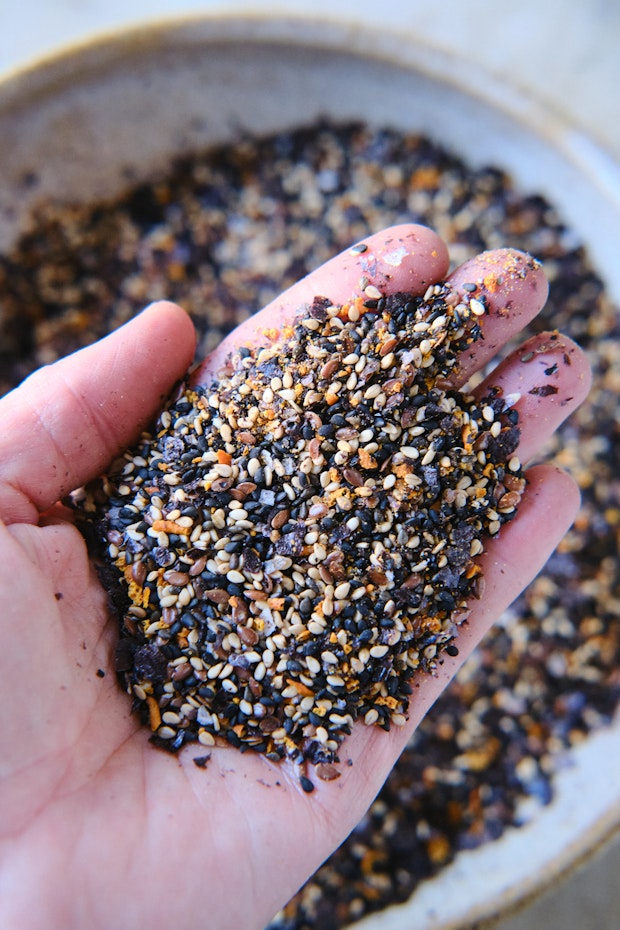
[1, 15, 619, 930]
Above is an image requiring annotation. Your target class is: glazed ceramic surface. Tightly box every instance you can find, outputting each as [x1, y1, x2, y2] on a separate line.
[1, 16, 619, 930]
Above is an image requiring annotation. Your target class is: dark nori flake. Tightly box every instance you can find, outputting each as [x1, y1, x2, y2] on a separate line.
[529, 384, 559, 396]
[114, 638, 136, 674]
[133, 644, 167, 680]
[193, 754, 211, 768]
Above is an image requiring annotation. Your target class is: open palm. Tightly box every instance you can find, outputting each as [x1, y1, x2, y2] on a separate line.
[0, 226, 590, 930]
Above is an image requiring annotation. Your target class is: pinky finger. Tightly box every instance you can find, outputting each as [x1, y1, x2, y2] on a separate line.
[404, 463, 581, 730]
[328, 463, 582, 799]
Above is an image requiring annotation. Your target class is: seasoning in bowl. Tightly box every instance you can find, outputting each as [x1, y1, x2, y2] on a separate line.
[2, 120, 617, 928]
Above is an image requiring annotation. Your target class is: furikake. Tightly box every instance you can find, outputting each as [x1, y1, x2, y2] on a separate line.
[74, 278, 525, 773]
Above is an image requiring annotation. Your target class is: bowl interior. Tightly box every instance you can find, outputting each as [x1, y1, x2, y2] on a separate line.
[1, 18, 619, 292]
[1, 16, 619, 930]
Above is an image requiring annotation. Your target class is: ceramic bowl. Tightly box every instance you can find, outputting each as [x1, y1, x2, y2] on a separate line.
[1, 15, 619, 929]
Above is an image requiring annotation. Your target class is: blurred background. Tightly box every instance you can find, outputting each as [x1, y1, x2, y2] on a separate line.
[2, 0, 619, 164]
[1, 2, 619, 929]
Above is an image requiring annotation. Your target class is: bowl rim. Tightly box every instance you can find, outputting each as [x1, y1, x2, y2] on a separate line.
[1, 13, 619, 929]
[1, 9, 619, 178]
[2, 10, 619, 292]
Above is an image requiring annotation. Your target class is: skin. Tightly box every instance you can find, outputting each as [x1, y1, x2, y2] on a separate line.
[0, 225, 591, 930]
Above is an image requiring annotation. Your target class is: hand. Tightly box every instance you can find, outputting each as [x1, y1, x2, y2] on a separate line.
[0, 225, 590, 930]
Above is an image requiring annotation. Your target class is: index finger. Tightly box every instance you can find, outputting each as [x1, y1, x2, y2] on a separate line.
[197, 223, 449, 380]
[0, 301, 196, 525]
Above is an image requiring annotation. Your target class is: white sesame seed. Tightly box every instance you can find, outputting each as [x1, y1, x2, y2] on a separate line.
[226, 569, 245, 585]
[306, 656, 321, 675]
[157, 726, 178, 740]
[370, 644, 389, 659]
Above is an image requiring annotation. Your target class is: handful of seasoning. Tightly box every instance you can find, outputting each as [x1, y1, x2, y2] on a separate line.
[74, 281, 525, 771]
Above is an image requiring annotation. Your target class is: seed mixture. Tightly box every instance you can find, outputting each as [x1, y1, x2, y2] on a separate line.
[74, 278, 525, 766]
[0, 122, 618, 930]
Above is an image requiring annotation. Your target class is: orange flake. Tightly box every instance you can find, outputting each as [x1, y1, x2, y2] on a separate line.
[167, 262, 186, 282]
[427, 834, 451, 865]
[152, 518, 190, 536]
[146, 696, 162, 731]
[359, 448, 378, 469]
[482, 272, 501, 294]
[127, 579, 150, 609]
[461, 426, 474, 450]
[375, 695, 399, 709]
[286, 678, 314, 697]
[410, 165, 441, 189]
[217, 450, 232, 465]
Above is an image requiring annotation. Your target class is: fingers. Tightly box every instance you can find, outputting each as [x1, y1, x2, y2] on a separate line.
[444, 248, 549, 388]
[174, 463, 582, 929]
[414, 465, 580, 716]
[195, 223, 449, 382]
[196, 239, 549, 395]
[286, 464, 581, 801]
[473, 331, 592, 463]
[272, 335, 590, 799]
[392, 463, 581, 733]
[0, 302, 196, 525]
